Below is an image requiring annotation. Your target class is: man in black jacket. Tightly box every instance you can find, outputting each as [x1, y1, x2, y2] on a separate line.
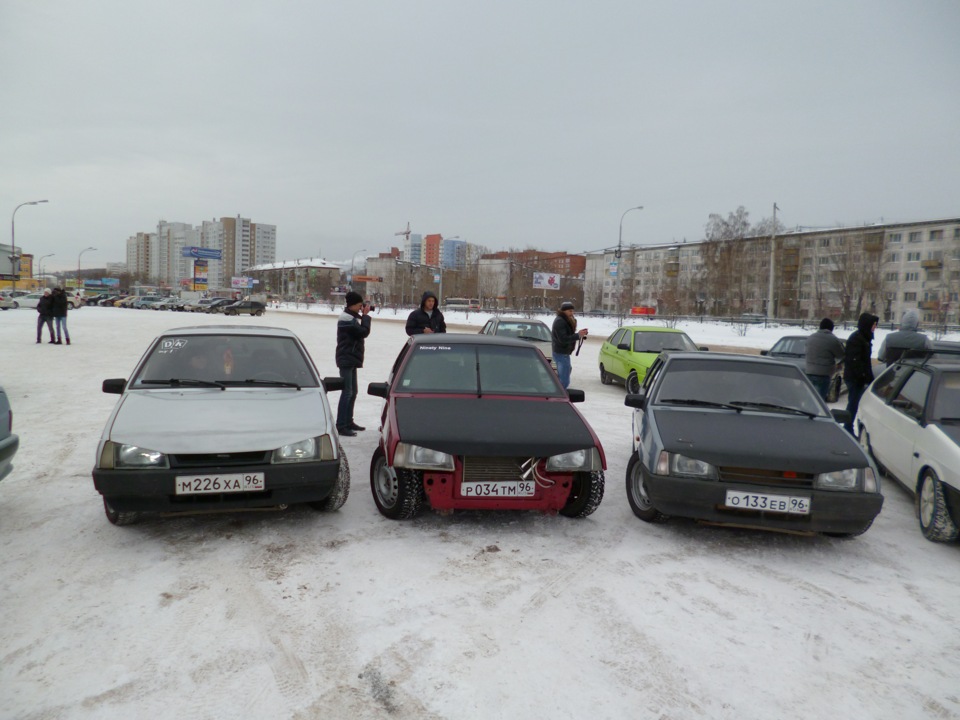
[51, 287, 71, 345]
[804, 318, 845, 401]
[335, 291, 372, 437]
[551, 301, 588, 388]
[842, 312, 879, 434]
[36, 289, 55, 344]
[405, 291, 446, 336]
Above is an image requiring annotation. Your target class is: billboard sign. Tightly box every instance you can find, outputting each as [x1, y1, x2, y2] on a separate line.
[532, 272, 561, 290]
[181, 247, 222, 260]
[193, 259, 209, 291]
[231, 276, 254, 289]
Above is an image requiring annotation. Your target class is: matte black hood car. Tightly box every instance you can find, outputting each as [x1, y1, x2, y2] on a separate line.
[367, 334, 606, 519]
[624, 352, 883, 537]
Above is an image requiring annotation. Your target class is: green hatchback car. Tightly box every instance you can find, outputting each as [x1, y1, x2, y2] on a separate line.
[598, 326, 706, 393]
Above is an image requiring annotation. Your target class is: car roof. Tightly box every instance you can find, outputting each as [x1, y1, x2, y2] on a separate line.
[621, 326, 688, 333]
[157, 325, 296, 338]
[662, 350, 799, 368]
[772, 335, 807, 341]
[494, 317, 548, 325]
[410, 332, 535, 349]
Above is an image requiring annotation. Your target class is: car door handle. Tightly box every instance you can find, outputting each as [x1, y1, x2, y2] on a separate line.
[913, 452, 920, 458]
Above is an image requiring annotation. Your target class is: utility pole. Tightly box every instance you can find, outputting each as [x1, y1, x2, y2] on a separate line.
[767, 203, 779, 318]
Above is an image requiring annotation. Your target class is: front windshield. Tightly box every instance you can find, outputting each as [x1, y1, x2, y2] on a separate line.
[930, 371, 960, 421]
[496, 322, 551, 342]
[654, 358, 826, 416]
[633, 332, 698, 353]
[131, 334, 319, 387]
[397, 343, 564, 396]
[770, 337, 806, 355]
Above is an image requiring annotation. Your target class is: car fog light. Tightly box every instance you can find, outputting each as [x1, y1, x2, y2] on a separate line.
[273, 438, 318, 463]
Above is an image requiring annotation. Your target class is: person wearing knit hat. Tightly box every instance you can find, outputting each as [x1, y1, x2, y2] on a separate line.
[334, 291, 372, 436]
[551, 301, 588, 389]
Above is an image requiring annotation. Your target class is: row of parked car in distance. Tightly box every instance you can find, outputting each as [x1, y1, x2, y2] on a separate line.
[86, 295, 267, 315]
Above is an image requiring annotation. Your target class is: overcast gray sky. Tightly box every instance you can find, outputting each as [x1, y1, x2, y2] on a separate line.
[3, 0, 958, 272]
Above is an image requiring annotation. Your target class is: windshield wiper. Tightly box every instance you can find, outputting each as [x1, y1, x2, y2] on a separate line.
[658, 398, 743, 412]
[729, 401, 817, 418]
[936, 417, 960, 424]
[516, 335, 545, 342]
[140, 378, 226, 390]
[238, 379, 302, 389]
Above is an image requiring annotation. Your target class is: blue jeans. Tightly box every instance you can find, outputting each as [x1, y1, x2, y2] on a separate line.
[54, 316, 69, 342]
[336, 367, 358, 430]
[843, 380, 866, 435]
[555, 353, 572, 389]
[806, 373, 831, 402]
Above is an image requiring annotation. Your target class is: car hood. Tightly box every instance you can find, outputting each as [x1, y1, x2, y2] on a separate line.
[395, 397, 597, 457]
[652, 407, 868, 473]
[107, 388, 330, 453]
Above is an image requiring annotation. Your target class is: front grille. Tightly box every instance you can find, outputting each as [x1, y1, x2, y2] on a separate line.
[462, 456, 526, 483]
[718, 466, 815, 489]
[169, 451, 271, 469]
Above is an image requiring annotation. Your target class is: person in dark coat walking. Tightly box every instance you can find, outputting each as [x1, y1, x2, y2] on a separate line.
[51, 287, 71, 345]
[335, 291, 372, 437]
[804, 317, 845, 401]
[551, 301, 588, 389]
[842, 312, 879, 434]
[405, 291, 446, 336]
[36, 289, 56, 344]
[877, 309, 931, 366]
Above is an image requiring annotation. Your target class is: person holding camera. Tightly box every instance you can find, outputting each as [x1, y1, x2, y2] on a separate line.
[552, 301, 588, 389]
[405, 291, 447, 336]
[335, 291, 373, 437]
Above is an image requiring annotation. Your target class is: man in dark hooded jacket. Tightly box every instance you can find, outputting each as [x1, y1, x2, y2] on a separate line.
[877, 309, 931, 366]
[842, 312, 879, 434]
[36, 289, 56, 344]
[405, 291, 446, 336]
[335, 291, 372, 437]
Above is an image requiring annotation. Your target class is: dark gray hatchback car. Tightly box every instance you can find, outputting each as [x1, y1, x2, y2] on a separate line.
[624, 352, 883, 537]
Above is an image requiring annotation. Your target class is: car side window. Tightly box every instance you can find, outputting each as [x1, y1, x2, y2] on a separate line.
[607, 329, 625, 347]
[481, 321, 493, 335]
[890, 370, 931, 421]
[871, 364, 913, 402]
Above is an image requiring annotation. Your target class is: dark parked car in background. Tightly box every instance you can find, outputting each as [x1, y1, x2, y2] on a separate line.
[205, 298, 236, 313]
[223, 300, 266, 316]
[367, 334, 606, 520]
[624, 352, 883, 537]
[856, 346, 960, 543]
[761, 335, 845, 402]
[1, 383, 19, 482]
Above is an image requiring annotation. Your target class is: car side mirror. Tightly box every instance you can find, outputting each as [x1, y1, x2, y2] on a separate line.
[625, 392, 647, 409]
[102, 378, 126, 394]
[368, 382, 389, 398]
[322, 377, 344, 393]
[699, 346, 709, 352]
[566, 388, 585, 403]
[617, 342, 631, 351]
[760, 350, 769, 356]
[831, 409, 851, 424]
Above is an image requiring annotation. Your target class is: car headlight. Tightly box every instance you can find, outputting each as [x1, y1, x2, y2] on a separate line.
[545, 448, 602, 472]
[273, 435, 337, 463]
[656, 451, 717, 479]
[815, 468, 859, 490]
[100, 441, 169, 469]
[393, 443, 455, 471]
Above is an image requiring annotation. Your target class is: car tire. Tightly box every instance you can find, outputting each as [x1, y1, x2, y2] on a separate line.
[599, 364, 613, 385]
[826, 376, 841, 403]
[918, 470, 960, 543]
[625, 452, 667, 522]
[559, 470, 605, 518]
[11, 301, 18, 309]
[626, 371, 641, 395]
[103, 498, 140, 526]
[255, 310, 264, 317]
[309, 443, 351, 512]
[370, 447, 423, 520]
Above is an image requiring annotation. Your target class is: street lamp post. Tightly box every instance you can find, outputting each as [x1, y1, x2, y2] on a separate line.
[78, 246, 96, 291]
[616, 206, 643, 325]
[38, 253, 55, 287]
[350, 249, 367, 289]
[10, 199, 49, 292]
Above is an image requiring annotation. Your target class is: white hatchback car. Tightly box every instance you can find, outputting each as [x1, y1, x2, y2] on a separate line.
[856, 346, 960, 542]
[92, 325, 350, 525]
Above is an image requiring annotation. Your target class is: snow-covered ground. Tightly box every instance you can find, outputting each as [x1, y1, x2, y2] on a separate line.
[1, 306, 958, 720]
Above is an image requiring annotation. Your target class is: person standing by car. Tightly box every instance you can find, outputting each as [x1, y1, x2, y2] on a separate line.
[35, 289, 56, 344]
[842, 312, 879, 434]
[804, 318, 845, 401]
[335, 291, 372, 437]
[51, 287, 71, 345]
[877, 309, 931, 366]
[405, 291, 447, 336]
[551, 301, 588, 389]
